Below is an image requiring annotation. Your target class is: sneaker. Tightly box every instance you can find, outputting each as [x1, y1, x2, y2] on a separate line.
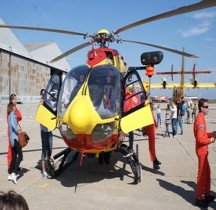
[153, 163, 160, 170]
[42, 171, 51, 179]
[11, 173, 17, 184]
[8, 174, 13, 181]
[205, 195, 215, 203]
[195, 199, 208, 208]
[153, 158, 161, 165]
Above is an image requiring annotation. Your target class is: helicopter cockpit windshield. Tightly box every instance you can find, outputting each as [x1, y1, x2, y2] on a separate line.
[88, 65, 121, 119]
[57, 65, 89, 117]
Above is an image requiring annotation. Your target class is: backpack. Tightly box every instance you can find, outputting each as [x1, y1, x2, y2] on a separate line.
[180, 104, 186, 116]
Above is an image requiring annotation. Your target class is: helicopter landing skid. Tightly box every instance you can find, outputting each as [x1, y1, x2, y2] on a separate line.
[117, 143, 141, 184]
[46, 147, 79, 178]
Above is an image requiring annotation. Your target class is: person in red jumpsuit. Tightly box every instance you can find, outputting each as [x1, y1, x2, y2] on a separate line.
[142, 82, 161, 170]
[193, 98, 216, 208]
[7, 94, 22, 168]
[143, 107, 161, 170]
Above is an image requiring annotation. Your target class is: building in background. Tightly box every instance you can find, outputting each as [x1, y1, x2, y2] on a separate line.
[0, 19, 71, 103]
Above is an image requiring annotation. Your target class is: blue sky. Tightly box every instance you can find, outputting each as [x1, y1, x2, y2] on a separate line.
[1, 0, 216, 99]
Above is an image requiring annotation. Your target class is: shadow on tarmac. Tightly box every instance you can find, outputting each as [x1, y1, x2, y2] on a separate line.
[17, 167, 30, 180]
[140, 163, 165, 175]
[157, 179, 216, 209]
[54, 153, 134, 190]
[34, 150, 137, 190]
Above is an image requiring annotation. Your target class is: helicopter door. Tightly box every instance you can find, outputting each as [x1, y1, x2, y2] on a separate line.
[35, 70, 62, 130]
[120, 69, 154, 133]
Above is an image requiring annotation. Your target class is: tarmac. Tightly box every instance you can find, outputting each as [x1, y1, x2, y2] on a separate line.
[1, 103, 216, 210]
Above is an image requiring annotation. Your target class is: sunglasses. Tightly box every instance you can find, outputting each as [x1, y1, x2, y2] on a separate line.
[202, 105, 209, 109]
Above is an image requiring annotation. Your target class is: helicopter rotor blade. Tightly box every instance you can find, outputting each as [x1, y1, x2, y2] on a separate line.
[114, 0, 216, 35]
[121, 39, 199, 58]
[0, 25, 88, 37]
[50, 42, 92, 63]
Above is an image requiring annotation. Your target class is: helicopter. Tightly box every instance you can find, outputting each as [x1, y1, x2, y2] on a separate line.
[1, 0, 216, 184]
[35, 51, 161, 184]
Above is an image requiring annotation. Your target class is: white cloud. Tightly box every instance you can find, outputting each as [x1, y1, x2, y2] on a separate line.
[192, 11, 216, 19]
[180, 21, 211, 37]
[179, 11, 216, 37]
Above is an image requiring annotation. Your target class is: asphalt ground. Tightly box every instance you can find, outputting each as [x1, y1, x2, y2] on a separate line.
[0, 103, 216, 210]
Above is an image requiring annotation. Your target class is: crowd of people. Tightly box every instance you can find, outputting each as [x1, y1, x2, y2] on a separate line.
[127, 96, 216, 208]
[153, 98, 216, 208]
[4, 91, 216, 208]
[162, 97, 198, 138]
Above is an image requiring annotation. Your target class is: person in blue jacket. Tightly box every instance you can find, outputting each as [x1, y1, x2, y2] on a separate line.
[7, 102, 23, 184]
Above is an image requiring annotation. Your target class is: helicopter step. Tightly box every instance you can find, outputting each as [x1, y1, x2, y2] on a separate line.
[46, 147, 79, 178]
[117, 143, 141, 184]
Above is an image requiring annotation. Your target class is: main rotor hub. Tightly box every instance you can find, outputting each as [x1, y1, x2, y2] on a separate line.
[94, 29, 114, 47]
[97, 29, 110, 35]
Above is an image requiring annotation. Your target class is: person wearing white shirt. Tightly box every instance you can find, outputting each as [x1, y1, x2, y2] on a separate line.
[170, 101, 178, 138]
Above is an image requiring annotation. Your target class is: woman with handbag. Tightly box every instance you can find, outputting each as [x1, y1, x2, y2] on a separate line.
[7, 102, 23, 184]
[7, 94, 22, 169]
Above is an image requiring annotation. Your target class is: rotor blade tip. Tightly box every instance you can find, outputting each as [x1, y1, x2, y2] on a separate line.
[192, 55, 199, 58]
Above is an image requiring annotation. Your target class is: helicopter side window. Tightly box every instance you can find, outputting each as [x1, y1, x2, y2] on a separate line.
[43, 73, 61, 113]
[124, 85, 141, 112]
[123, 72, 146, 114]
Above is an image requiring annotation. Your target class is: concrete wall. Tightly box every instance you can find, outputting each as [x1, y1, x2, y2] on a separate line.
[0, 50, 51, 102]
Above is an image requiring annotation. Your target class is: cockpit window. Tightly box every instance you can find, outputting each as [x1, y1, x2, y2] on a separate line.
[43, 73, 61, 113]
[88, 65, 121, 119]
[57, 65, 89, 117]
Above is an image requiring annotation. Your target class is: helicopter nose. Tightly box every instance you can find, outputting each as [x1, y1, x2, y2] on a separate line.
[68, 96, 93, 133]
